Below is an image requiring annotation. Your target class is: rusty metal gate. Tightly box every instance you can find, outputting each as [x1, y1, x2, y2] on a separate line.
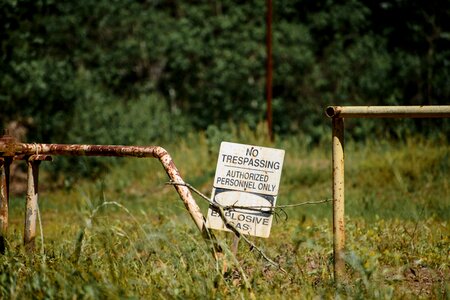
[0, 133, 213, 253]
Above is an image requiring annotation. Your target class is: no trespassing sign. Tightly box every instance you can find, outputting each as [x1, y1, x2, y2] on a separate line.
[206, 142, 285, 238]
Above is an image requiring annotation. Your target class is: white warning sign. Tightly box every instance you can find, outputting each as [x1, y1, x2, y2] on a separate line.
[206, 142, 285, 238]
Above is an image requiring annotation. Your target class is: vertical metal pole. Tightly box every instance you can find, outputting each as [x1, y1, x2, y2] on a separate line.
[266, 0, 274, 142]
[0, 157, 11, 254]
[332, 117, 345, 282]
[24, 159, 40, 252]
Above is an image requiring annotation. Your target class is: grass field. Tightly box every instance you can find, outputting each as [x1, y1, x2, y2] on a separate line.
[1, 128, 449, 299]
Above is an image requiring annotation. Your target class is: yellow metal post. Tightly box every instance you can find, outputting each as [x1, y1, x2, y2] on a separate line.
[332, 117, 345, 282]
[326, 105, 450, 283]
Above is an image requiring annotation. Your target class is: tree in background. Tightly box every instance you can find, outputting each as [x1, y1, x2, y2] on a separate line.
[1, 0, 448, 148]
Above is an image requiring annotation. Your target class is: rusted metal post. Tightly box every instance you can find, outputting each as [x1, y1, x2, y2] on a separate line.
[24, 159, 40, 251]
[0, 157, 11, 253]
[23, 155, 51, 252]
[332, 117, 345, 283]
[266, 0, 274, 142]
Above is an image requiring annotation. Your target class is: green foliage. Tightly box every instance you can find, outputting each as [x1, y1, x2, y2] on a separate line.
[1, 0, 449, 176]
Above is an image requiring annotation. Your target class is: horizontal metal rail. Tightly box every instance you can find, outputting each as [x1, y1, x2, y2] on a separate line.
[326, 105, 450, 284]
[326, 105, 450, 118]
[0, 134, 218, 255]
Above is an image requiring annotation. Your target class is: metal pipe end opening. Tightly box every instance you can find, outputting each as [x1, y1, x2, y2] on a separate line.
[326, 106, 338, 118]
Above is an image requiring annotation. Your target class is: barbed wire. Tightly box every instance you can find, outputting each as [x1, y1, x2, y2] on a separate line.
[166, 181, 332, 211]
[166, 180, 332, 273]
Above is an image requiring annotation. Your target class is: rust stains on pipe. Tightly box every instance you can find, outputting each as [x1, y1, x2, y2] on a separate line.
[0, 134, 222, 256]
[14, 143, 207, 233]
[153, 147, 207, 233]
[326, 105, 450, 119]
[0, 139, 209, 236]
[19, 143, 163, 158]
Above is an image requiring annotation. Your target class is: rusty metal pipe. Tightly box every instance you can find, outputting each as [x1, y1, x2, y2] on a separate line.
[326, 105, 450, 118]
[13, 143, 207, 233]
[19, 143, 162, 158]
[0, 135, 224, 257]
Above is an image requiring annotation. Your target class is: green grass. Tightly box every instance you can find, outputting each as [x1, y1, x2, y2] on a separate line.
[1, 127, 449, 299]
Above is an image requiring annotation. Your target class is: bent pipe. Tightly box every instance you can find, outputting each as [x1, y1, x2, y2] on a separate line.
[1, 140, 221, 254]
[21, 143, 205, 231]
[326, 105, 450, 119]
